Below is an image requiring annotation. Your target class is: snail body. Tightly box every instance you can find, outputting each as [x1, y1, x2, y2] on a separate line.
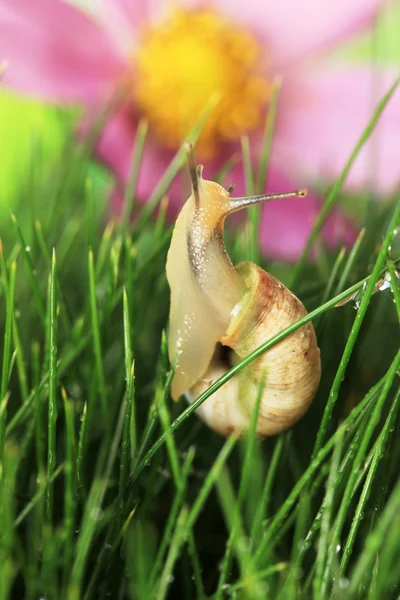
[166, 150, 321, 436]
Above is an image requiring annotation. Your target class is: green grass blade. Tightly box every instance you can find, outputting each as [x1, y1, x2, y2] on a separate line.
[15, 464, 64, 527]
[0, 255, 16, 467]
[46, 249, 58, 521]
[69, 396, 126, 598]
[322, 348, 400, 591]
[315, 246, 346, 334]
[313, 199, 400, 457]
[155, 506, 188, 600]
[216, 374, 266, 596]
[250, 434, 286, 541]
[347, 479, 400, 597]
[137, 97, 219, 227]
[122, 118, 148, 230]
[185, 433, 238, 533]
[10, 213, 46, 324]
[256, 77, 281, 194]
[340, 387, 400, 577]
[290, 76, 400, 288]
[387, 260, 400, 321]
[76, 401, 88, 501]
[335, 228, 366, 294]
[150, 448, 196, 586]
[314, 427, 344, 598]
[132, 270, 389, 480]
[62, 388, 76, 580]
[88, 248, 108, 431]
[0, 442, 20, 599]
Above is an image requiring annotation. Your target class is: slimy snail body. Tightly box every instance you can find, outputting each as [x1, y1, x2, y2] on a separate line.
[166, 148, 321, 436]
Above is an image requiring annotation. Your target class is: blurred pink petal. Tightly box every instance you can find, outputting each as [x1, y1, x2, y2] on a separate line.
[95, 107, 137, 182]
[96, 109, 188, 215]
[0, 0, 124, 102]
[98, 0, 152, 54]
[259, 170, 357, 261]
[275, 67, 400, 194]
[106, 0, 150, 26]
[211, 0, 385, 63]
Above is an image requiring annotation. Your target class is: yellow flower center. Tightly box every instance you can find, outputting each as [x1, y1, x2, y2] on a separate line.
[133, 10, 272, 157]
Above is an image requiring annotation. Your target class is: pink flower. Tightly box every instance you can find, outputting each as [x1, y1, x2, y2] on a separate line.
[1, 0, 399, 261]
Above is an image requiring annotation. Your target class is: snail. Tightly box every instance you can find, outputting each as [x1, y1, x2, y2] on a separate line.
[166, 146, 321, 436]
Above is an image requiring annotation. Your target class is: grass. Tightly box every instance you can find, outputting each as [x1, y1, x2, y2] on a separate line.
[0, 89, 399, 600]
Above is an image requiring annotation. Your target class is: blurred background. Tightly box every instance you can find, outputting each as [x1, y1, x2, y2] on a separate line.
[1, 0, 400, 255]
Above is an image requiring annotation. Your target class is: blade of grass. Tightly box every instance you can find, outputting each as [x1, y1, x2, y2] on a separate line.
[299, 374, 389, 560]
[118, 362, 135, 506]
[68, 395, 126, 599]
[184, 433, 238, 534]
[241, 135, 259, 263]
[313, 199, 400, 458]
[250, 434, 286, 541]
[46, 250, 58, 521]
[314, 427, 344, 599]
[253, 382, 381, 566]
[34, 219, 73, 331]
[216, 468, 256, 592]
[62, 388, 76, 580]
[322, 348, 400, 592]
[346, 479, 400, 597]
[76, 402, 88, 500]
[10, 213, 46, 324]
[340, 386, 400, 577]
[290, 76, 400, 288]
[216, 373, 266, 597]
[155, 507, 189, 600]
[131, 268, 391, 481]
[315, 247, 346, 334]
[95, 221, 115, 279]
[122, 118, 148, 230]
[387, 260, 400, 321]
[32, 342, 45, 476]
[137, 97, 219, 228]
[256, 77, 281, 195]
[226, 563, 288, 595]
[85, 177, 95, 252]
[335, 228, 366, 294]
[0, 254, 16, 467]
[11, 316, 28, 403]
[0, 442, 20, 599]
[15, 464, 64, 527]
[155, 352, 205, 598]
[88, 248, 108, 432]
[150, 448, 196, 586]
[215, 153, 240, 186]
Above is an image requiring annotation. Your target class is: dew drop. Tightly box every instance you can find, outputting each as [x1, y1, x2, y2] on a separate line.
[338, 577, 349, 589]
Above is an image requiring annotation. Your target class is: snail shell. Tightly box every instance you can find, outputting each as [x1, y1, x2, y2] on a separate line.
[166, 152, 321, 437]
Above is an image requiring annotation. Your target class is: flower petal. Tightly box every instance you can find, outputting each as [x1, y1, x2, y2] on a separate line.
[95, 107, 188, 216]
[106, 0, 150, 26]
[211, 0, 384, 62]
[96, 110, 356, 261]
[259, 169, 357, 261]
[97, 0, 151, 54]
[275, 66, 400, 194]
[0, 0, 124, 103]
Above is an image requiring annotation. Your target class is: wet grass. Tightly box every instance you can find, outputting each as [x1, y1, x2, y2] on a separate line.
[0, 89, 399, 600]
